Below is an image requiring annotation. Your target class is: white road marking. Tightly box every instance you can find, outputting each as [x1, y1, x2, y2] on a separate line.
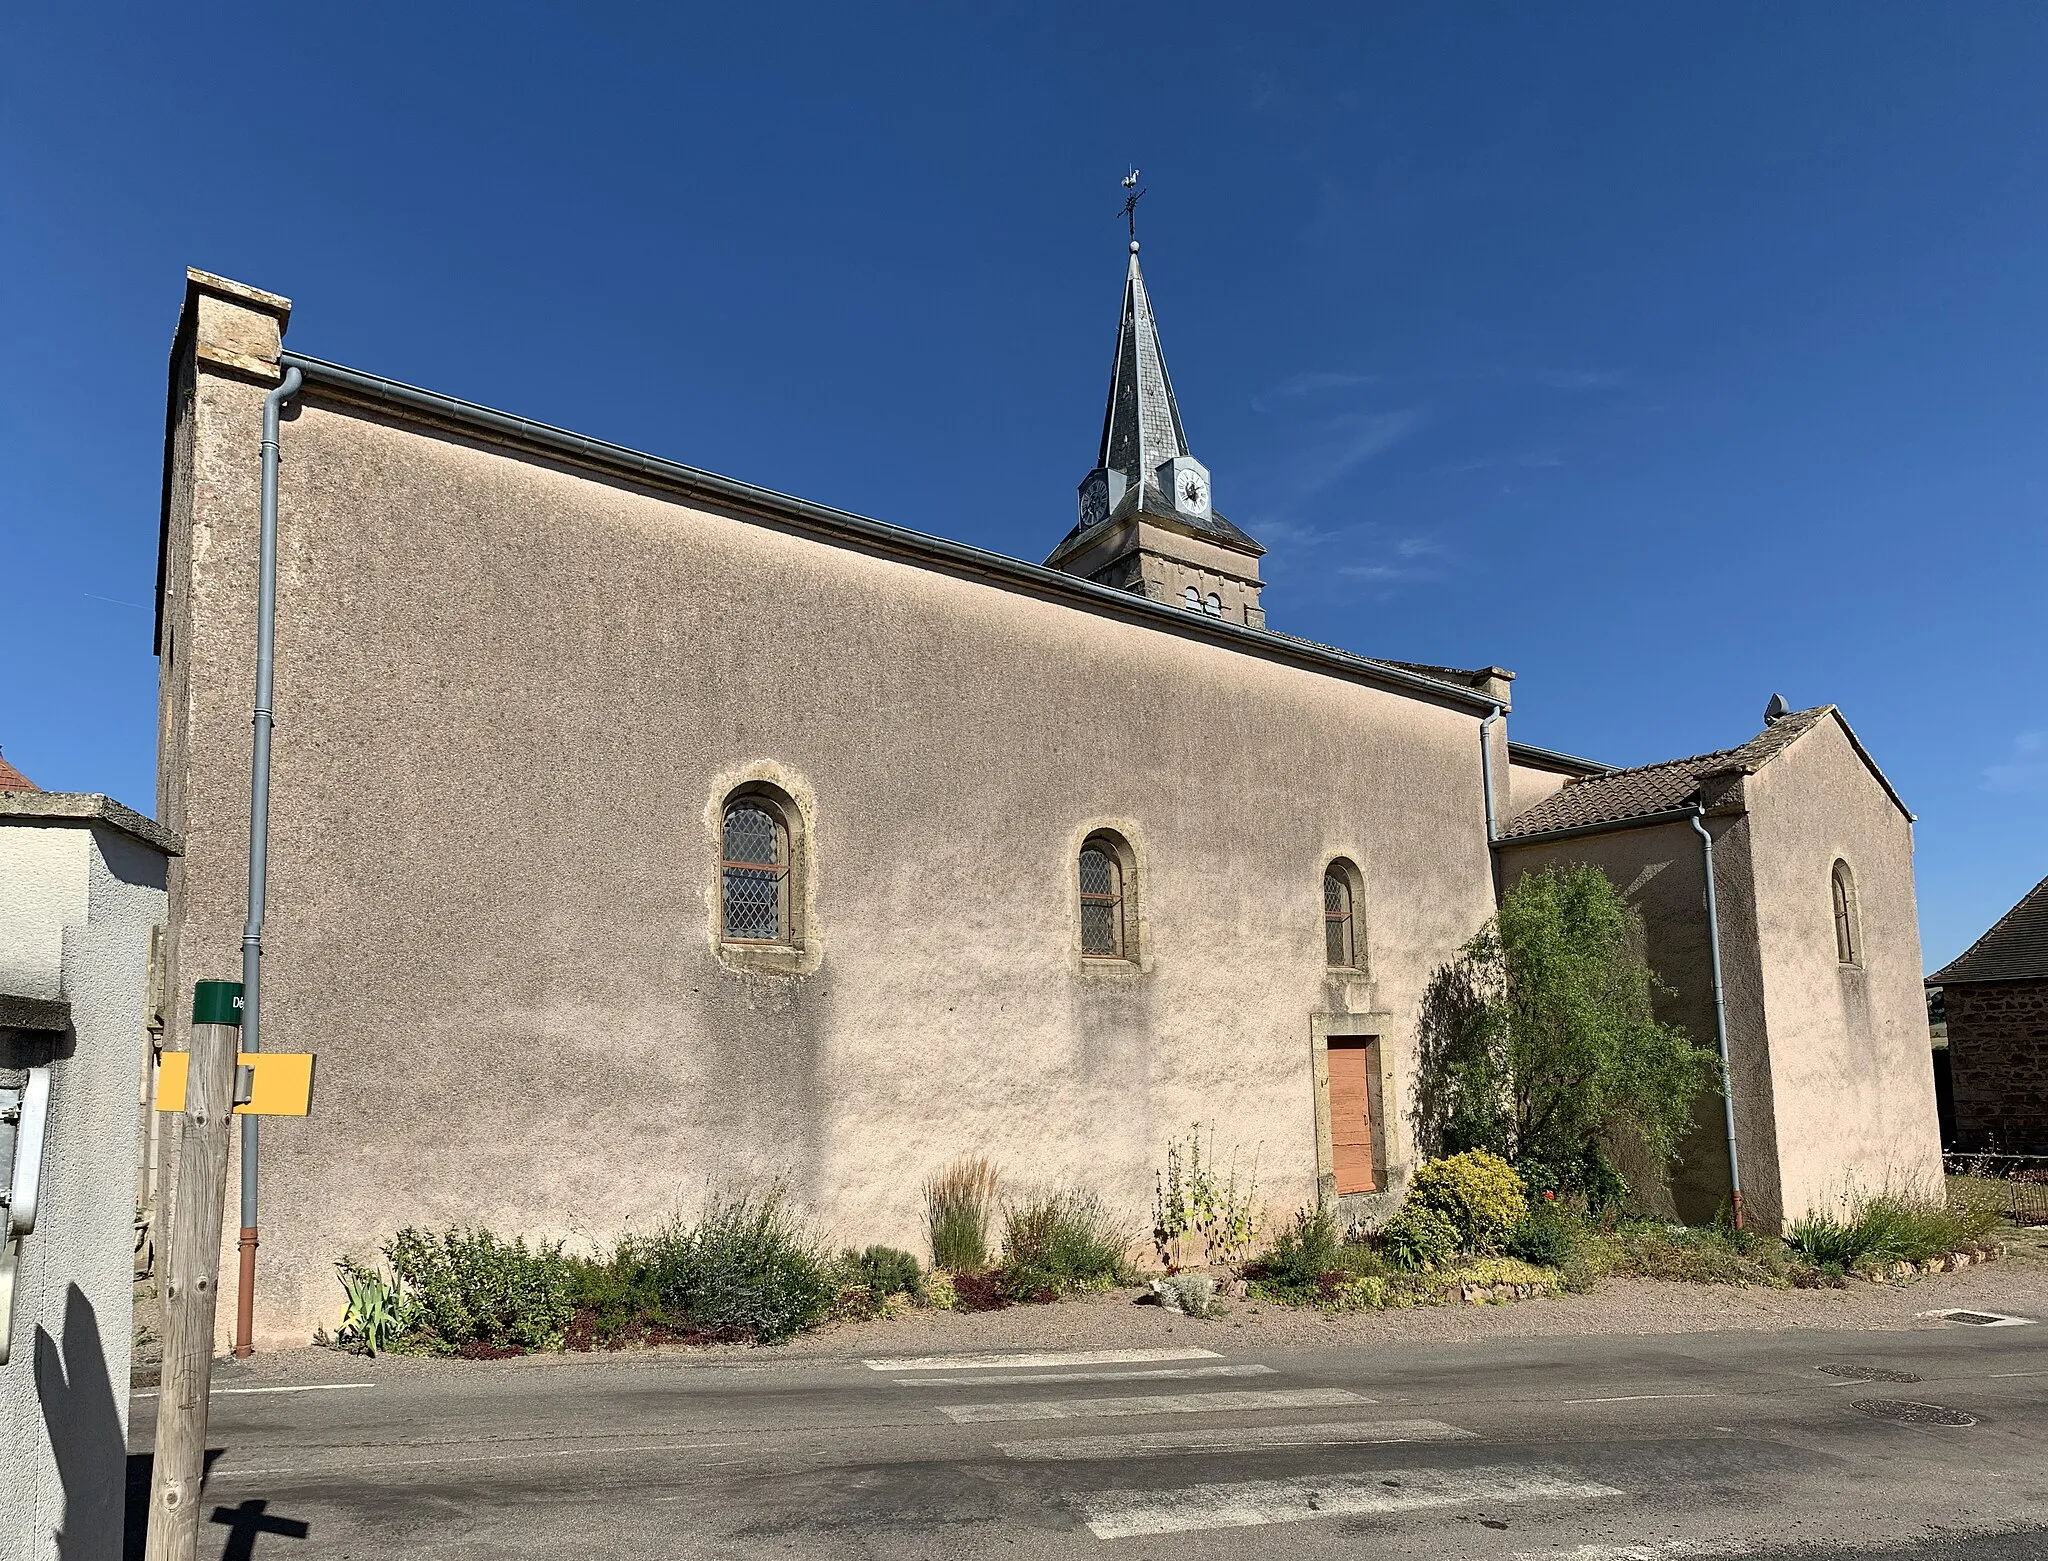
[1509, 1542, 1744, 1561]
[867, 1347, 1220, 1372]
[133, 1382, 376, 1399]
[1989, 1370, 2048, 1378]
[213, 1438, 738, 1481]
[1075, 1462, 1623, 1540]
[900, 1364, 1275, 1387]
[1562, 1393, 1716, 1405]
[941, 1387, 1367, 1424]
[1000, 1418, 1473, 1461]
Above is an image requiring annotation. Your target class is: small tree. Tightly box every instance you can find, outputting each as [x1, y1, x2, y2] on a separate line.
[1412, 863, 1718, 1201]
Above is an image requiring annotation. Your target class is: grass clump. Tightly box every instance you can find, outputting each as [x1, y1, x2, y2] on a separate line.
[832, 1245, 925, 1319]
[997, 1191, 1135, 1300]
[924, 1157, 1001, 1272]
[1788, 1195, 1997, 1272]
[1246, 1200, 1389, 1302]
[382, 1227, 577, 1356]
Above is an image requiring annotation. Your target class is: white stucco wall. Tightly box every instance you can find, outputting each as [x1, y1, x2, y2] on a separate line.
[1, 814, 168, 1561]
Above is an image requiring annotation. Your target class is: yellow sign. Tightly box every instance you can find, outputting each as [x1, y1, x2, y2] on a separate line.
[156, 1052, 316, 1116]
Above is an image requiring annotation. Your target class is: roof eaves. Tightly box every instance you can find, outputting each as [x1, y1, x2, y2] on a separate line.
[1506, 740, 1613, 776]
[275, 351, 1499, 717]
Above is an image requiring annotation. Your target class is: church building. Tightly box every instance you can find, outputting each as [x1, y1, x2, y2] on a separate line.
[152, 250, 1940, 1348]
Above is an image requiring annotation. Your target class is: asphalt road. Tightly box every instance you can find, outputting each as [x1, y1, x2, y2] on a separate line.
[127, 1316, 2048, 1559]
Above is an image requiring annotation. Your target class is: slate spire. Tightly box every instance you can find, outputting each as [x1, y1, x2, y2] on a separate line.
[1097, 241, 1190, 496]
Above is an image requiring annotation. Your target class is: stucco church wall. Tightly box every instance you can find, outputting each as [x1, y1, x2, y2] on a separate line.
[1745, 719, 1941, 1218]
[1496, 817, 1782, 1225]
[161, 361, 1499, 1347]
[1504, 761, 1571, 822]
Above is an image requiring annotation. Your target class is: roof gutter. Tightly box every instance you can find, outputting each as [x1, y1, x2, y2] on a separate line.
[273, 350, 1500, 717]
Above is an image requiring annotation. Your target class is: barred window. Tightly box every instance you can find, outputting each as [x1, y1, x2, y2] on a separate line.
[1079, 839, 1126, 958]
[1832, 859, 1860, 967]
[722, 799, 789, 943]
[1324, 868, 1355, 968]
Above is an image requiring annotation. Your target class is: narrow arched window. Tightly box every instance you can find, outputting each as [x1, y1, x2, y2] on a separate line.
[1324, 867, 1356, 968]
[1832, 859, 1860, 966]
[1204, 592, 1222, 618]
[1182, 586, 1201, 611]
[1079, 837, 1127, 958]
[722, 798, 789, 943]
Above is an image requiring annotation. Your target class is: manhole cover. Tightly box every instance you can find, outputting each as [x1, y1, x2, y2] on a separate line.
[1852, 1399, 1977, 1426]
[1946, 1312, 2006, 1326]
[1818, 1364, 1921, 1383]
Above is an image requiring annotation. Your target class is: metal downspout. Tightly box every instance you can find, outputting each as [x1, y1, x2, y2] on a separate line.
[1480, 704, 1502, 844]
[236, 364, 302, 1358]
[1689, 804, 1744, 1230]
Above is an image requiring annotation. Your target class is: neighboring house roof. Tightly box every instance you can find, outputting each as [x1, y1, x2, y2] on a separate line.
[1929, 874, 2048, 986]
[1497, 705, 1910, 840]
[0, 792, 182, 856]
[1507, 740, 1613, 777]
[0, 748, 36, 791]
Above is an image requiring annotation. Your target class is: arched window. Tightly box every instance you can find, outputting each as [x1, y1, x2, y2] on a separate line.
[722, 796, 790, 944]
[1831, 859, 1860, 967]
[1079, 835, 1129, 959]
[1182, 586, 1201, 611]
[1204, 592, 1222, 618]
[1324, 866, 1356, 968]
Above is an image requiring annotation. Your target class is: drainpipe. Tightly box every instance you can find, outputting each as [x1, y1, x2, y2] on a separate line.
[235, 364, 302, 1358]
[1688, 804, 1744, 1230]
[1479, 704, 1502, 844]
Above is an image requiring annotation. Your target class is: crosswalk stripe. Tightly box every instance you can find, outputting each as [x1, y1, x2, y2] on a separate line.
[900, 1364, 1275, 1388]
[939, 1387, 1367, 1424]
[1000, 1417, 1473, 1461]
[1075, 1463, 1624, 1540]
[866, 1348, 1220, 1372]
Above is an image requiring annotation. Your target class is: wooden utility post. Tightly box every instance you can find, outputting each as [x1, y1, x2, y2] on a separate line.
[144, 982, 242, 1561]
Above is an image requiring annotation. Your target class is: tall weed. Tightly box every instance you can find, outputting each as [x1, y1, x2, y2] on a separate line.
[998, 1190, 1134, 1299]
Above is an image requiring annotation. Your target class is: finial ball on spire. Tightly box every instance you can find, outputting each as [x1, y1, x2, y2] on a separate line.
[1130, 240, 1140, 254]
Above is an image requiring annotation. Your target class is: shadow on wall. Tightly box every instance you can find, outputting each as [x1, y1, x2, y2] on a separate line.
[35, 1284, 122, 1561]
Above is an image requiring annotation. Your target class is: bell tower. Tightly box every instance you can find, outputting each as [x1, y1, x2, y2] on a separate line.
[1045, 240, 1266, 628]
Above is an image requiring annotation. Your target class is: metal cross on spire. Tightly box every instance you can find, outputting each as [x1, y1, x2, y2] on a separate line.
[1120, 167, 1147, 239]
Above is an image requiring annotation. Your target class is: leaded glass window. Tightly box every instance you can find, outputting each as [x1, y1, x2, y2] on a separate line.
[722, 800, 788, 943]
[1079, 843, 1124, 958]
[1324, 867, 1355, 968]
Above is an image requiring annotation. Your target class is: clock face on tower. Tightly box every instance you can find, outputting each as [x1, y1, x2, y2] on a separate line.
[1177, 470, 1209, 514]
[1079, 478, 1109, 529]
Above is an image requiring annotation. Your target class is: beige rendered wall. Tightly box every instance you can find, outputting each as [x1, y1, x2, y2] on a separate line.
[159, 315, 1499, 1347]
[1496, 816, 1782, 1225]
[1504, 760, 1571, 823]
[1744, 718, 1941, 1218]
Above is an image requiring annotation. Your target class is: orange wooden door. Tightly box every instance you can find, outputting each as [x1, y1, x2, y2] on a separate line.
[1328, 1040, 1376, 1194]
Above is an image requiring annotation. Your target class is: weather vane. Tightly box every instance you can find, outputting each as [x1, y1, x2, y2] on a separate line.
[1120, 167, 1147, 239]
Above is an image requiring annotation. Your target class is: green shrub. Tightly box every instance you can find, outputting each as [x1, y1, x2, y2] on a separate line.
[1409, 1150, 1529, 1253]
[924, 1157, 1000, 1272]
[383, 1227, 577, 1355]
[841, 1244, 923, 1299]
[998, 1191, 1134, 1298]
[1259, 1200, 1342, 1288]
[1377, 1202, 1461, 1272]
[618, 1188, 836, 1344]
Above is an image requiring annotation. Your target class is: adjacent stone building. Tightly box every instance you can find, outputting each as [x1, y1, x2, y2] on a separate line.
[1929, 874, 2048, 1153]
[151, 254, 1942, 1347]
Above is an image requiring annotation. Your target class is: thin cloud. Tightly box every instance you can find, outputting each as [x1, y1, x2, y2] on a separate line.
[1279, 408, 1423, 504]
[1984, 731, 2048, 793]
[1251, 371, 1379, 414]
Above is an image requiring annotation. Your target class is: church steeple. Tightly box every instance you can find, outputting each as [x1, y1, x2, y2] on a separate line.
[1047, 238, 1267, 628]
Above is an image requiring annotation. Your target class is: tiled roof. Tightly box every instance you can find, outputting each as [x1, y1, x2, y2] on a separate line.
[0, 748, 36, 791]
[1930, 874, 2048, 986]
[1497, 707, 1832, 840]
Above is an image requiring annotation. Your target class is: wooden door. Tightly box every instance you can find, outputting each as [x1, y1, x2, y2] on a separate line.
[1328, 1039, 1377, 1194]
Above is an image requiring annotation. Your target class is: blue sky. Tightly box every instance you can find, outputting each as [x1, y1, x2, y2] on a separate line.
[3, 4, 2043, 968]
